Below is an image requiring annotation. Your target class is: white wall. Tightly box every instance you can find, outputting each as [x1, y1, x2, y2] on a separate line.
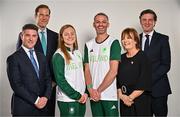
[1, 0, 180, 116]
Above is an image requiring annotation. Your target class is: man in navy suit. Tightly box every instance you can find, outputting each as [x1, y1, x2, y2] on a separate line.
[16, 4, 58, 116]
[7, 24, 52, 116]
[139, 9, 172, 117]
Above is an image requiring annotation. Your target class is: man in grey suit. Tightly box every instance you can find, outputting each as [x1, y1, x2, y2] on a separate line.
[139, 9, 172, 117]
[7, 24, 51, 116]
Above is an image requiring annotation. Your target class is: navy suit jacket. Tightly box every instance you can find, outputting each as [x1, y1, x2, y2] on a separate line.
[140, 31, 172, 97]
[16, 28, 58, 82]
[6, 47, 52, 116]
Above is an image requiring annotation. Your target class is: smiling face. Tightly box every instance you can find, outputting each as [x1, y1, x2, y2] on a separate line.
[93, 15, 109, 35]
[62, 27, 76, 48]
[121, 33, 137, 51]
[35, 8, 50, 29]
[21, 29, 38, 49]
[140, 13, 156, 33]
[121, 28, 140, 51]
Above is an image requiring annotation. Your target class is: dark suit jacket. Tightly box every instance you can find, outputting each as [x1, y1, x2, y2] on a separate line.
[16, 28, 58, 82]
[6, 47, 52, 116]
[140, 31, 172, 97]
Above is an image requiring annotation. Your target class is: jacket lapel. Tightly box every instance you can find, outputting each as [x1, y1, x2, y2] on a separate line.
[19, 48, 40, 80]
[35, 36, 44, 54]
[140, 31, 158, 56]
[149, 31, 158, 48]
[46, 28, 51, 57]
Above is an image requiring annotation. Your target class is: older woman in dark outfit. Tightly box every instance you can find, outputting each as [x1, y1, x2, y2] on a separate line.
[117, 28, 151, 116]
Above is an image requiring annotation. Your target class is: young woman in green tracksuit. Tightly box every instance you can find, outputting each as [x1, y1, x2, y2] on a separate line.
[52, 24, 88, 117]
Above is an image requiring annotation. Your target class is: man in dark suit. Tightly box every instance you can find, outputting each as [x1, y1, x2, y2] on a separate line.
[16, 4, 58, 116]
[7, 24, 52, 116]
[139, 9, 172, 117]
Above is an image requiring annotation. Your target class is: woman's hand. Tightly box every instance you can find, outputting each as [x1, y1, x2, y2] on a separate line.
[78, 93, 88, 104]
[121, 94, 134, 107]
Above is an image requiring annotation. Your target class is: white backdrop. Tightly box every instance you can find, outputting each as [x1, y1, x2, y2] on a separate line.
[1, 0, 180, 116]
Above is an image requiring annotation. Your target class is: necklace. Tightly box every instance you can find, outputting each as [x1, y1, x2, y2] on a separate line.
[131, 61, 134, 64]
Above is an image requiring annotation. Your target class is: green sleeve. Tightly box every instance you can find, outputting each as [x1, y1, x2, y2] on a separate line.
[110, 40, 121, 61]
[52, 53, 81, 100]
[83, 44, 89, 63]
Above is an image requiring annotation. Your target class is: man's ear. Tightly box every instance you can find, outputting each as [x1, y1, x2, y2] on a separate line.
[107, 22, 110, 28]
[20, 32, 23, 41]
[34, 14, 37, 22]
[93, 22, 95, 28]
[154, 21, 156, 27]
[34, 14, 37, 19]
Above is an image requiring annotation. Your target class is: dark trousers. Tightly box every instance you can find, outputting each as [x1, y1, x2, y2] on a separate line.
[151, 96, 168, 117]
[46, 86, 56, 116]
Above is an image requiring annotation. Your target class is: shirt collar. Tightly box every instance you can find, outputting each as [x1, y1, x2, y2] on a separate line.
[143, 30, 154, 38]
[21, 45, 34, 53]
[66, 47, 71, 51]
[65, 46, 77, 53]
[38, 28, 47, 34]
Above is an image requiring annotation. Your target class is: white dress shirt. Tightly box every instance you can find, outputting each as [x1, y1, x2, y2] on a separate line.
[22, 45, 39, 69]
[21, 45, 40, 104]
[142, 30, 154, 51]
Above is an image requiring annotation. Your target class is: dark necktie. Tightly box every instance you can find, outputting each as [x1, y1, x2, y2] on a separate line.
[40, 31, 47, 56]
[29, 49, 39, 78]
[144, 35, 150, 53]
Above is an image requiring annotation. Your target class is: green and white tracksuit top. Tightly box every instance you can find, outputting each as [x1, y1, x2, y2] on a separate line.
[52, 48, 85, 102]
[84, 35, 121, 101]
